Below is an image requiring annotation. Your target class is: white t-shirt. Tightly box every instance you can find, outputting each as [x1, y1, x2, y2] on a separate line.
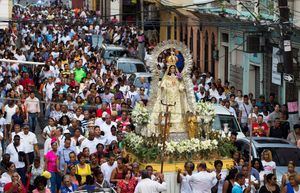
[180, 174, 192, 193]
[106, 135, 117, 145]
[95, 136, 108, 146]
[244, 175, 259, 193]
[100, 122, 117, 137]
[80, 138, 99, 154]
[212, 171, 227, 193]
[0, 132, 3, 151]
[100, 161, 117, 182]
[262, 160, 276, 175]
[20, 131, 38, 153]
[43, 125, 57, 139]
[189, 171, 216, 193]
[43, 82, 55, 101]
[6, 143, 26, 168]
[0, 117, 6, 133]
[44, 138, 52, 156]
[0, 172, 12, 192]
[95, 118, 105, 127]
[4, 104, 17, 124]
[239, 103, 253, 124]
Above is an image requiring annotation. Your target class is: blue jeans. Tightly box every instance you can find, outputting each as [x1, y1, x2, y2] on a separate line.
[28, 113, 38, 132]
[50, 172, 61, 193]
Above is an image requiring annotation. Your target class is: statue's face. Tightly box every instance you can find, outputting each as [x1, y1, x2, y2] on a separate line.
[170, 66, 176, 74]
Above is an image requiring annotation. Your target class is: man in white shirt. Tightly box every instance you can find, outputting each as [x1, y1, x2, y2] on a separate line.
[106, 126, 117, 145]
[24, 91, 40, 132]
[126, 85, 140, 108]
[94, 126, 107, 145]
[238, 95, 253, 129]
[189, 163, 217, 193]
[101, 156, 117, 183]
[134, 170, 167, 193]
[209, 84, 219, 99]
[43, 77, 55, 101]
[20, 124, 39, 165]
[5, 135, 27, 185]
[80, 129, 99, 154]
[241, 165, 259, 193]
[224, 100, 237, 118]
[100, 114, 117, 138]
[95, 112, 107, 127]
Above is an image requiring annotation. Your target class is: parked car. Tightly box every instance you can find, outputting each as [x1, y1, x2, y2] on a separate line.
[236, 137, 300, 184]
[113, 57, 149, 75]
[101, 44, 129, 64]
[128, 73, 152, 88]
[212, 105, 245, 138]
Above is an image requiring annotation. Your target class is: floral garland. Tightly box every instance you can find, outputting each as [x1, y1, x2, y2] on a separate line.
[124, 131, 236, 162]
[195, 101, 216, 124]
[131, 102, 149, 126]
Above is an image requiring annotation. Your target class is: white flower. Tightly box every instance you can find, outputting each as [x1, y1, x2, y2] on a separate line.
[196, 102, 216, 123]
[132, 103, 149, 125]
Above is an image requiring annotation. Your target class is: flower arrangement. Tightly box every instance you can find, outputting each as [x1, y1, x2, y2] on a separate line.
[176, 72, 183, 81]
[196, 101, 216, 124]
[131, 102, 149, 126]
[123, 131, 236, 163]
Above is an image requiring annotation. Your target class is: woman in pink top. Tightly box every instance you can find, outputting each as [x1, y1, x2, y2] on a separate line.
[44, 139, 61, 193]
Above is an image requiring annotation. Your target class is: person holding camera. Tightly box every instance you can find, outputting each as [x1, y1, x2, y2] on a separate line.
[5, 135, 27, 186]
[3, 172, 26, 193]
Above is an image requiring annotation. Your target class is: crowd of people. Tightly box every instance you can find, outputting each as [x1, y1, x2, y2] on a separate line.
[175, 145, 300, 193]
[0, 3, 298, 193]
[191, 70, 300, 146]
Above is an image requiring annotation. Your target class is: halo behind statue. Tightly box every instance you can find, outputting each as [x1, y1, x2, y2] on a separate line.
[147, 40, 197, 113]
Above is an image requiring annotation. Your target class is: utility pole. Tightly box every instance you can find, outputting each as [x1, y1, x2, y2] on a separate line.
[278, 0, 293, 74]
[141, 0, 144, 32]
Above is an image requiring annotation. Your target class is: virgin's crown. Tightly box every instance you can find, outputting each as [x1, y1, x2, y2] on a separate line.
[166, 52, 177, 66]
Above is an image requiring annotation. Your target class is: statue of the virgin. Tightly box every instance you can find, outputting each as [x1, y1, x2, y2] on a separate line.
[146, 52, 192, 138]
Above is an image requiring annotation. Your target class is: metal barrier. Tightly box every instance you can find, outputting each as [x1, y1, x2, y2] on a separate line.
[74, 188, 117, 193]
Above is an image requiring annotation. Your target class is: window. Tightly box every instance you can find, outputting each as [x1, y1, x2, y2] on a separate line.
[118, 63, 147, 74]
[211, 33, 216, 76]
[167, 24, 171, 40]
[185, 25, 188, 45]
[257, 148, 300, 166]
[197, 30, 201, 67]
[190, 27, 193, 52]
[174, 17, 177, 40]
[204, 31, 209, 72]
[222, 33, 229, 43]
[212, 114, 241, 134]
[180, 24, 183, 42]
[103, 50, 128, 59]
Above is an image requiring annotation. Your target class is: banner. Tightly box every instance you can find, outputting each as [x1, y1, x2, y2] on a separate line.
[272, 47, 282, 86]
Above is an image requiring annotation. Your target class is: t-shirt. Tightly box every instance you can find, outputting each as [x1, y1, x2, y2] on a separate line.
[180, 174, 192, 193]
[0, 117, 6, 133]
[262, 160, 276, 175]
[74, 68, 86, 83]
[19, 131, 38, 153]
[6, 143, 26, 169]
[252, 122, 269, 137]
[80, 138, 99, 154]
[239, 103, 252, 124]
[100, 161, 117, 182]
[4, 104, 17, 124]
[45, 150, 58, 172]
